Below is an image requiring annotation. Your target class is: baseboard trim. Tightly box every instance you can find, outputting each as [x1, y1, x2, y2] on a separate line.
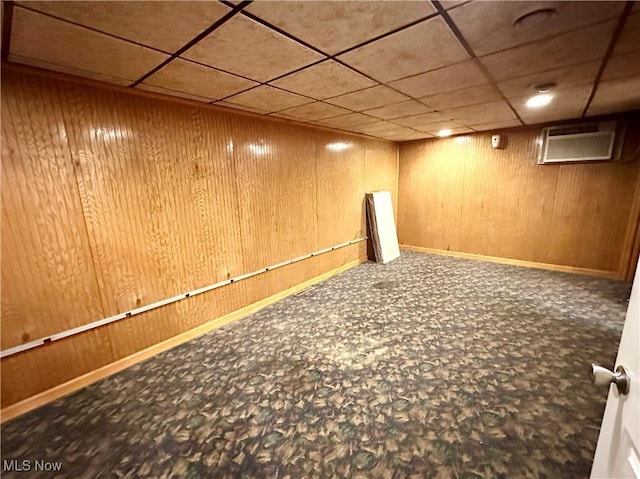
[0, 258, 364, 423]
[400, 245, 619, 280]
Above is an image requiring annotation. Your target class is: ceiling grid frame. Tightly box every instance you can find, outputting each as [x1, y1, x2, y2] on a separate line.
[2, 0, 637, 141]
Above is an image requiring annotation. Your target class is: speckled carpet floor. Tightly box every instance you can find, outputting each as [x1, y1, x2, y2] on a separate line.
[1, 252, 631, 479]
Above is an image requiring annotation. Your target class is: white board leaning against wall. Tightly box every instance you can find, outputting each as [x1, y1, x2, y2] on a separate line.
[366, 191, 400, 264]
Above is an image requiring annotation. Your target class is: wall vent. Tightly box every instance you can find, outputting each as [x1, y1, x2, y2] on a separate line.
[537, 121, 623, 164]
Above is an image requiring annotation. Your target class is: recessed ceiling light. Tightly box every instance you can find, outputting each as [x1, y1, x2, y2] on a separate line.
[513, 8, 557, 32]
[438, 129, 452, 137]
[526, 93, 553, 108]
[526, 82, 556, 108]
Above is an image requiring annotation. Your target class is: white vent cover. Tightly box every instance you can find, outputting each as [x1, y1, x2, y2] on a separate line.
[537, 121, 618, 164]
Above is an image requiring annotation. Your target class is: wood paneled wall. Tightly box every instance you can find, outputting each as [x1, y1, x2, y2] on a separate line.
[398, 118, 640, 279]
[0, 67, 398, 407]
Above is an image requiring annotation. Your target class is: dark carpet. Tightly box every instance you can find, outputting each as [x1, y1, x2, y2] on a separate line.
[1, 251, 631, 478]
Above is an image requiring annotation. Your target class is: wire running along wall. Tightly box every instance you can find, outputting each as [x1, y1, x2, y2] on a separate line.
[0, 238, 366, 359]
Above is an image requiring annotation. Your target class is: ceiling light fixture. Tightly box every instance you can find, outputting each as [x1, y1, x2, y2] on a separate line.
[526, 82, 556, 108]
[438, 129, 452, 137]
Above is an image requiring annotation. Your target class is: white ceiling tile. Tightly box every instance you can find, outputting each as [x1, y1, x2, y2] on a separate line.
[420, 84, 502, 110]
[450, 1, 625, 56]
[389, 60, 487, 98]
[267, 112, 312, 123]
[276, 102, 352, 121]
[587, 77, 640, 117]
[9, 7, 168, 83]
[393, 112, 449, 128]
[613, 11, 640, 56]
[389, 131, 435, 141]
[441, 100, 517, 125]
[325, 85, 410, 111]
[270, 60, 376, 100]
[350, 121, 404, 135]
[496, 61, 600, 99]
[245, 1, 436, 55]
[601, 52, 640, 81]
[480, 20, 618, 82]
[316, 113, 380, 128]
[470, 119, 524, 131]
[437, 1, 470, 11]
[135, 83, 213, 103]
[143, 58, 258, 101]
[15, 1, 231, 53]
[214, 101, 270, 115]
[223, 86, 312, 112]
[363, 100, 433, 120]
[412, 120, 466, 133]
[422, 126, 474, 136]
[182, 14, 324, 82]
[512, 83, 592, 124]
[337, 16, 470, 83]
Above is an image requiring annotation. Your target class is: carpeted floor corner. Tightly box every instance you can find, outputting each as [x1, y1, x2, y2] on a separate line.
[1, 251, 631, 478]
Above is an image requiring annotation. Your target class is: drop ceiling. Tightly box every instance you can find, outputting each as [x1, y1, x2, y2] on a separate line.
[3, 0, 639, 142]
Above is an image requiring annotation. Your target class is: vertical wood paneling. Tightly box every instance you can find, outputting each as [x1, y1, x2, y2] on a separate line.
[0, 330, 114, 407]
[0, 67, 397, 407]
[364, 138, 399, 216]
[54, 82, 250, 358]
[458, 132, 559, 262]
[546, 161, 639, 271]
[231, 116, 318, 304]
[398, 123, 640, 275]
[0, 74, 107, 347]
[315, 132, 367, 271]
[398, 138, 466, 252]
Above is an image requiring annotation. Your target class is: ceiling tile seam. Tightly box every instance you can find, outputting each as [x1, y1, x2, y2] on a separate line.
[232, 7, 465, 116]
[326, 57, 491, 123]
[2, 1, 14, 61]
[269, 102, 353, 121]
[382, 57, 471, 85]
[328, 57, 441, 112]
[130, 3, 249, 87]
[491, 59, 610, 91]
[359, 99, 437, 119]
[431, 0, 524, 126]
[241, 8, 439, 61]
[446, 1, 472, 12]
[474, 16, 628, 60]
[301, 83, 385, 103]
[214, 84, 321, 109]
[263, 58, 329, 85]
[12, 4, 175, 56]
[174, 56, 271, 84]
[216, 83, 413, 120]
[581, 1, 635, 117]
[219, 0, 240, 9]
[212, 65, 343, 104]
[329, 12, 441, 58]
[239, 8, 443, 94]
[133, 83, 214, 102]
[239, 9, 330, 58]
